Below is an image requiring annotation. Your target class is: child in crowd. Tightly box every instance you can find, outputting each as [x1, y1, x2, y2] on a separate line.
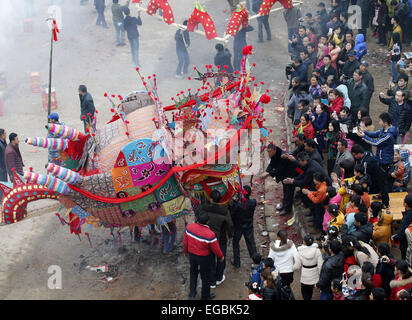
[249, 253, 263, 287]
[247, 282, 263, 300]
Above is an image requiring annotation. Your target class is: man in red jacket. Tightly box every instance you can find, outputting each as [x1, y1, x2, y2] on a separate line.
[183, 212, 224, 300]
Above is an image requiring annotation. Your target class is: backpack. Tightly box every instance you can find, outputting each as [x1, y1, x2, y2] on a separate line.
[275, 277, 295, 300]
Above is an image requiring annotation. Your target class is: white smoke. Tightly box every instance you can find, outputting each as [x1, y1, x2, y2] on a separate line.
[0, 0, 27, 71]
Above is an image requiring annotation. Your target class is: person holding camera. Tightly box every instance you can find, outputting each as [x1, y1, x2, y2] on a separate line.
[376, 242, 396, 299]
[293, 234, 323, 300]
[286, 57, 308, 88]
[316, 239, 345, 300]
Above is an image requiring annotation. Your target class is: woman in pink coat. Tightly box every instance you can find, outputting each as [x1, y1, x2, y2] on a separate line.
[316, 43, 330, 70]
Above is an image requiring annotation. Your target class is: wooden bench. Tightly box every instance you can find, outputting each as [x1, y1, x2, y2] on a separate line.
[369, 192, 407, 221]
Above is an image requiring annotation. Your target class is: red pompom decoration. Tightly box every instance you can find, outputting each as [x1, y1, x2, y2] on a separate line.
[259, 94, 271, 104]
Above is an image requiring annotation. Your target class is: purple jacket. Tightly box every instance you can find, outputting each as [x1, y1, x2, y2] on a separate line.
[5, 143, 24, 179]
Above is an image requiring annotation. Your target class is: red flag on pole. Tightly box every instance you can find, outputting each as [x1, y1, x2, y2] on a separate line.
[52, 19, 59, 41]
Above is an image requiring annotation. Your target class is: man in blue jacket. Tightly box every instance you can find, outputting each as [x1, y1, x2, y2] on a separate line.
[357, 112, 398, 208]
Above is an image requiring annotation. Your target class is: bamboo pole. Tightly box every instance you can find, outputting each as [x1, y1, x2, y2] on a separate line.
[47, 19, 54, 117]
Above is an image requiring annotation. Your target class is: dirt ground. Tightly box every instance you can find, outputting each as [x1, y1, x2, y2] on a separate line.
[0, 0, 410, 300]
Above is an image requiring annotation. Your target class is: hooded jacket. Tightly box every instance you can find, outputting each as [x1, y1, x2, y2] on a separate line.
[336, 84, 351, 108]
[373, 211, 394, 248]
[317, 251, 345, 293]
[362, 125, 398, 165]
[268, 239, 297, 273]
[354, 34, 367, 60]
[390, 271, 412, 300]
[293, 243, 323, 285]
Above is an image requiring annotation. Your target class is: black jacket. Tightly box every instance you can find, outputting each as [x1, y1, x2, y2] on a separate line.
[266, 146, 299, 182]
[175, 29, 190, 52]
[214, 49, 234, 73]
[376, 254, 395, 299]
[393, 208, 412, 254]
[358, 151, 380, 194]
[94, 0, 105, 11]
[344, 78, 368, 112]
[234, 25, 254, 53]
[79, 92, 95, 120]
[308, 149, 323, 165]
[229, 198, 257, 229]
[123, 15, 142, 40]
[341, 59, 360, 79]
[0, 139, 6, 172]
[362, 70, 374, 96]
[317, 251, 345, 293]
[341, 222, 374, 243]
[202, 203, 234, 245]
[320, 64, 337, 84]
[379, 96, 406, 129]
[261, 286, 281, 300]
[293, 159, 332, 190]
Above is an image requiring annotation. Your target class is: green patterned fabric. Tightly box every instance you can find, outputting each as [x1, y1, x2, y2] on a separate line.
[155, 177, 182, 203]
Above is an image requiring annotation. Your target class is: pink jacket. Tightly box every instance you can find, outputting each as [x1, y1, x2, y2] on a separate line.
[322, 193, 342, 231]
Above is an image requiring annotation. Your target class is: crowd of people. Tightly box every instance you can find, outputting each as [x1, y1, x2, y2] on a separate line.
[183, 1, 412, 301]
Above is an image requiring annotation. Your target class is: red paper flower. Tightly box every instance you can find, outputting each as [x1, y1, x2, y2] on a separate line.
[242, 45, 253, 56]
[259, 94, 271, 104]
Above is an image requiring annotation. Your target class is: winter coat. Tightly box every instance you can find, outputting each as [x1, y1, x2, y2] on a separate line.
[265, 146, 299, 183]
[362, 125, 398, 165]
[268, 239, 297, 273]
[183, 222, 223, 258]
[229, 198, 257, 229]
[287, 92, 313, 123]
[79, 92, 95, 121]
[390, 33, 402, 62]
[309, 84, 322, 99]
[376, 254, 396, 299]
[293, 159, 332, 190]
[342, 222, 374, 243]
[336, 84, 351, 108]
[123, 15, 142, 40]
[357, 0, 370, 29]
[312, 112, 328, 132]
[323, 194, 343, 231]
[406, 224, 412, 267]
[362, 70, 375, 96]
[94, 0, 105, 11]
[354, 34, 367, 60]
[389, 24, 402, 50]
[338, 176, 356, 210]
[377, 1, 389, 25]
[293, 243, 323, 285]
[290, 63, 308, 83]
[308, 181, 328, 205]
[5, 143, 24, 179]
[358, 150, 381, 194]
[202, 203, 234, 245]
[0, 139, 7, 177]
[344, 78, 368, 113]
[293, 121, 315, 140]
[214, 49, 234, 73]
[393, 209, 412, 255]
[317, 251, 345, 294]
[341, 59, 360, 79]
[333, 149, 355, 176]
[283, 6, 301, 29]
[390, 272, 412, 300]
[320, 64, 337, 84]
[373, 210, 394, 248]
[354, 241, 380, 268]
[329, 96, 344, 114]
[111, 0, 129, 23]
[175, 29, 190, 52]
[261, 286, 281, 300]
